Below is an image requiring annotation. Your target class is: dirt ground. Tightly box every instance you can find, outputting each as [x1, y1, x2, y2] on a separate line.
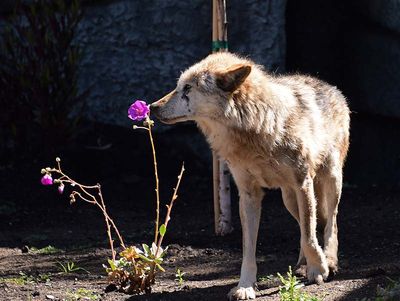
[0, 124, 399, 300]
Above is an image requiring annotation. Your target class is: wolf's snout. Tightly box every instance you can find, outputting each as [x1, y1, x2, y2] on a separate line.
[150, 90, 175, 119]
[150, 102, 161, 118]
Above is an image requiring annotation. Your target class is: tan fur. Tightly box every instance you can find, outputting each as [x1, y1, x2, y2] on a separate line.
[151, 52, 350, 300]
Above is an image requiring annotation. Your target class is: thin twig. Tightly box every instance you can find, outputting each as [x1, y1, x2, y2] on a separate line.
[49, 162, 125, 259]
[97, 184, 116, 261]
[155, 163, 185, 255]
[149, 163, 185, 281]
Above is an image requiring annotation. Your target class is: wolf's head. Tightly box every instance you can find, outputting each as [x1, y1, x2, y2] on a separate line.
[151, 52, 252, 124]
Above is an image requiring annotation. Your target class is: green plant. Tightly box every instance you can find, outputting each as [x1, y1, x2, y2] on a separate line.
[175, 268, 186, 286]
[29, 245, 62, 254]
[0, 0, 86, 152]
[359, 277, 400, 301]
[57, 261, 89, 274]
[37, 273, 51, 283]
[376, 278, 400, 301]
[277, 266, 322, 301]
[0, 272, 51, 285]
[41, 102, 185, 295]
[66, 288, 100, 301]
[258, 274, 275, 282]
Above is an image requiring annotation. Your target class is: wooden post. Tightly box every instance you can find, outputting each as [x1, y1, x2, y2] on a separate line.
[212, 0, 233, 236]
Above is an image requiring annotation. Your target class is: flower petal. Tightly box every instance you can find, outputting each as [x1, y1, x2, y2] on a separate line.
[41, 174, 53, 185]
[128, 100, 150, 121]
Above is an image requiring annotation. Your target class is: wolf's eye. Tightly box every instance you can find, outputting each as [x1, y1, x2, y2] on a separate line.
[183, 84, 192, 95]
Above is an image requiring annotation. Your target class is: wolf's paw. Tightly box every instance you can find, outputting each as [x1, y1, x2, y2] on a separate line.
[326, 256, 338, 278]
[294, 264, 307, 277]
[227, 286, 256, 300]
[307, 262, 329, 285]
[217, 220, 234, 236]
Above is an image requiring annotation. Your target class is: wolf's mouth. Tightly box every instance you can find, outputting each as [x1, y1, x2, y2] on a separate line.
[161, 116, 187, 124]
[156, 115, 187, 125]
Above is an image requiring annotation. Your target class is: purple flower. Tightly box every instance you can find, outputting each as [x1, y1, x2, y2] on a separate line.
[58, 184, 65, 194]
[41, 174, 53, 185]
[128, 100, 150, 121]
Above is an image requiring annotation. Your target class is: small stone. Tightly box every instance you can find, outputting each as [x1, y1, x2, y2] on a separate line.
[45, 295, 55, 300]
[105, 283, 117, 293]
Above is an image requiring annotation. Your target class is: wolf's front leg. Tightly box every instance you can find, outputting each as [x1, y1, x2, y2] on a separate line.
[228, 185, 263, 300]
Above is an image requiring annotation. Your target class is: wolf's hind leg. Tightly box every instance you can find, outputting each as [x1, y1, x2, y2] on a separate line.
[321, 161, 343, 276]
[281, 187, 306, 275]
[296, 176, 329, 284]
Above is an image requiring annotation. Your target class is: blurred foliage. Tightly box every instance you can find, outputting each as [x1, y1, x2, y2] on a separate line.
[28, 245, 62, 254]
[0, 0, 86, 154]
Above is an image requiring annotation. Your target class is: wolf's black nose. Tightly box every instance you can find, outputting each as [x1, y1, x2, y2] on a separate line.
[150, 102, 160, 117]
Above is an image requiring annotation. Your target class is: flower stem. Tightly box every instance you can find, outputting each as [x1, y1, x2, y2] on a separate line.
[149, 163, 185, 281]
[146, 118, 160, 246]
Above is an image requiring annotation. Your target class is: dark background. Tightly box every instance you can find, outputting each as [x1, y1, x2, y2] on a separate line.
[286, 0, 400, 187]
[1, 0, 399, 187]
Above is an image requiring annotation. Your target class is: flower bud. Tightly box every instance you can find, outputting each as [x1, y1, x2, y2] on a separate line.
[58, 184, 65, 194]
[41, 174, 53, 185]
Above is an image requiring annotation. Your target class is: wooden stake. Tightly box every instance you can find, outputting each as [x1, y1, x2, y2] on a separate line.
[212, 0, 232, 236]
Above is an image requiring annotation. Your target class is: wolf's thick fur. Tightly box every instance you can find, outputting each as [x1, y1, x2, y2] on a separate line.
[151, 52, 350, 300]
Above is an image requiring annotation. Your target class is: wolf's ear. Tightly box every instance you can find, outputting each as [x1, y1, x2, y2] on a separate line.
[216, 64, 252, 92]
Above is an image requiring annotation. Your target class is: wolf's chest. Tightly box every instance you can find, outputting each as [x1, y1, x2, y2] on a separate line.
[199, 120, 297, 188]
[237, 156, 291, 189]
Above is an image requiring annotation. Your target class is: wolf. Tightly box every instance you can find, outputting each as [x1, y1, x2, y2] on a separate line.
[151, 52, 350, 300]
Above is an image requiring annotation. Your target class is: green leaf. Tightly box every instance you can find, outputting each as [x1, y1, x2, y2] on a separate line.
[155, 263, 165, 272]
[160, 246, 169, 258]
[159, 224, 166, 237]
[107, 259, 116, 271]
[142, 244, 150, 256]
[138, 254, 152, 263]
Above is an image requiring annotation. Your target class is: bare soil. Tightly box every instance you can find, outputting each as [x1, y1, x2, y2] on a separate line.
[0, 124, 399, 301]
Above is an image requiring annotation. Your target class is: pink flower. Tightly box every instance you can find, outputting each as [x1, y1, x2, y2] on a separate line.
[128, 100, 150, 121]
[41, 174, 53, 185]
[58, 184, 65, 194]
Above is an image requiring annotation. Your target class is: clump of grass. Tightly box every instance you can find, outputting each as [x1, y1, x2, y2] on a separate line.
[360, 277, 400, 301]
[0, 272, 51, 285]
[29, 245, 62, 254]
[66, 288, 100, 301]
[258, 274, 275, 282]
[57, 261, 89, 274]
[376, 278, 400, 301]
[175, 268, 186, 286]
[277, 266, 322, 301]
